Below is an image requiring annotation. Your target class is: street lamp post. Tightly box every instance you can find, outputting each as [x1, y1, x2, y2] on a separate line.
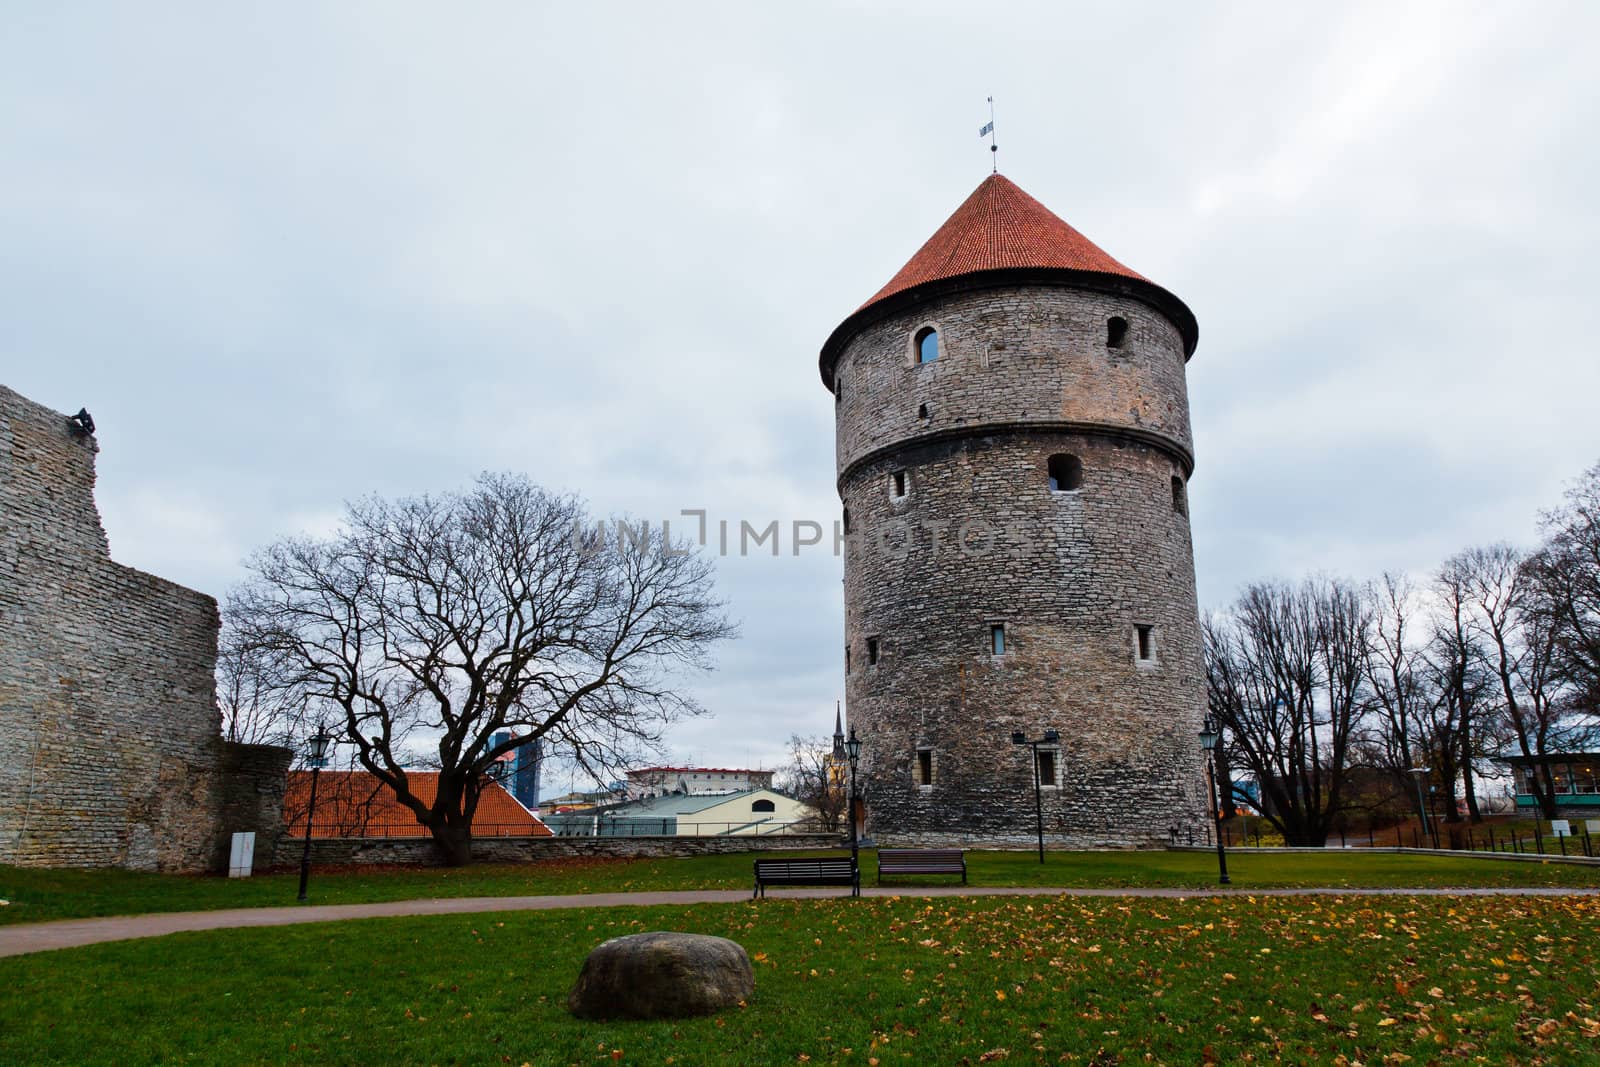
[831, 704, 846, 836]
[1198, 715, 1231, 886]
[845, 727, 862, 897]
[296, 728, 332, 903]
[1405, 767, 1431, 843]
[1011, 728, 1059, 864]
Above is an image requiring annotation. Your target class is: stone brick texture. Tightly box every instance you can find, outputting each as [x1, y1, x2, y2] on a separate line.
[831, 283, 1210, 847]
[0, 385, 288, 872]
[273, 832, 843, 868]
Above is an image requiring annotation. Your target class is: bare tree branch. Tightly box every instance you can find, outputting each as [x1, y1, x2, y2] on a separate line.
[225, 473, 736, 865]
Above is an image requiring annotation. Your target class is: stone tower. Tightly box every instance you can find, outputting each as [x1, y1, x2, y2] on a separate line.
[821, 175, 1208, 847]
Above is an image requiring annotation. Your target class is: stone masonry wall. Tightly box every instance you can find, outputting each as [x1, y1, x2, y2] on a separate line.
[832, 283, 1209, 847]
[0, 385, 286, 871]
[833, 286, 1194, 477]
[272, 832, 843, 868]
[215, 742, 294, 873]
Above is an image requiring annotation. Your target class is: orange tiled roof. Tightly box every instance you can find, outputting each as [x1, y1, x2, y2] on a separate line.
[819, 174, 1197, 384]
[858, 173, 1146, 312]
[284, 770, 551, 839]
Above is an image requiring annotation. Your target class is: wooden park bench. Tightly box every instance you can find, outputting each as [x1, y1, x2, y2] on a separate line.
[752, 856, 859, 898]
[876, 848, 967, 885]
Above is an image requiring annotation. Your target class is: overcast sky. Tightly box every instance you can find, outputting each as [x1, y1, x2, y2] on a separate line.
[5, 2, 1598, 784]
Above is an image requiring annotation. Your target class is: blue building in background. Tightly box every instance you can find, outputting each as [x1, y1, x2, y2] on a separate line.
[491, 732, 544, 812]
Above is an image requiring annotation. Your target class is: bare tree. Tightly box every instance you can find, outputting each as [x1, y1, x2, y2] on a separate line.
[1363, 572, 1436, 824]
[227, 473, 736, 865]
[1532, 461, 1600, 714]
[1420, 561, 1496, 829]
[216, 626, 308, 747]
[1445, 543, 1571, 819]
[1203, 577, 1373, 846]
[776, 734, 846, 833]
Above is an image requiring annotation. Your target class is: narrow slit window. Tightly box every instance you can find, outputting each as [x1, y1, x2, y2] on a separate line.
[1107, 316, 1129, 349]
[918, 402, 929, 419]
[892, 470, 907, 497]
[915, 327, 939, 364]
[842, 507, 851, 534]
[1171, 475, 1186, 516]
[1136, 624, 1154, 661]
[990, 624, 1006, 656]
[917, 749, 933, 786]
[1036, 750, 1056, 787]
[1047, 454, 1083, 492]
[867, 636, 880, 665]
[845, 646, 851, 674]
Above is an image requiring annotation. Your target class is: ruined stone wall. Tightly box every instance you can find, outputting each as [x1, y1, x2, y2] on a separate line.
[214, 742, 294, 873]
[0, 385, 285, 871]
[833, 284, 1209, 847]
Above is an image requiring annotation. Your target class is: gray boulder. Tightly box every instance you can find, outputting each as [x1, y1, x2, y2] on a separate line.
[568, 931, 755, 1020]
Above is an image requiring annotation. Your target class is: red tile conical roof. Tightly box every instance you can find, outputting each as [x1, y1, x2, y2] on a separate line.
[864, 174, 1152, 308]
[859, 173, 1146, 311]
[820, 174, 1196, 385]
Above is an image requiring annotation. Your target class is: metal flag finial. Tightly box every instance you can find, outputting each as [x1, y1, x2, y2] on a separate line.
[979, 96, 997, 173]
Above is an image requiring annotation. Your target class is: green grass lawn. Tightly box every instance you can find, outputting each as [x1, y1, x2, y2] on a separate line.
[2, 894, 1597, 1064]
[1, 850, 1595, 927]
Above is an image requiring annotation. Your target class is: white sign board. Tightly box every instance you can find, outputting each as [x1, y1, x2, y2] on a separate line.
[1550, 820, 1571, 839]
[228, 831, 256, 878]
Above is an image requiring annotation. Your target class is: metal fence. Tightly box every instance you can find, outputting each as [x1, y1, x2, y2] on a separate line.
[1175, 818, 1600, 858]
[542, 815, 818, 838]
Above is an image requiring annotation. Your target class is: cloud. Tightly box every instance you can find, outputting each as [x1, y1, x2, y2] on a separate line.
[4, 1, 1598, 776]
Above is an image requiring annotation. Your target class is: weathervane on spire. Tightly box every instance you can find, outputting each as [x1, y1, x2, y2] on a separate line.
[979, 96, 997, 173]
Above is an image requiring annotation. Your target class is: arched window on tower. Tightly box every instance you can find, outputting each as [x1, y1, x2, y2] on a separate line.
[915, 326, 939, 364]
[1106, 317, 1129, 349]
[1047, 454, 1084, 492]
[1171, 475, 1187, 516]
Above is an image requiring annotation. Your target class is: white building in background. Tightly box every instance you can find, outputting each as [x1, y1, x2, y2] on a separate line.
[624, 766, 775, 800]
[599, 789, 813, 837]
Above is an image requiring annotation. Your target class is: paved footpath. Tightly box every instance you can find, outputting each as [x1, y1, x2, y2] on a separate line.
[3, 884, 1597, 960]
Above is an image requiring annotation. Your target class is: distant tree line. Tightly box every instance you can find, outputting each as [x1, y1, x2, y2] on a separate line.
[1205, 462, 1600, 846]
